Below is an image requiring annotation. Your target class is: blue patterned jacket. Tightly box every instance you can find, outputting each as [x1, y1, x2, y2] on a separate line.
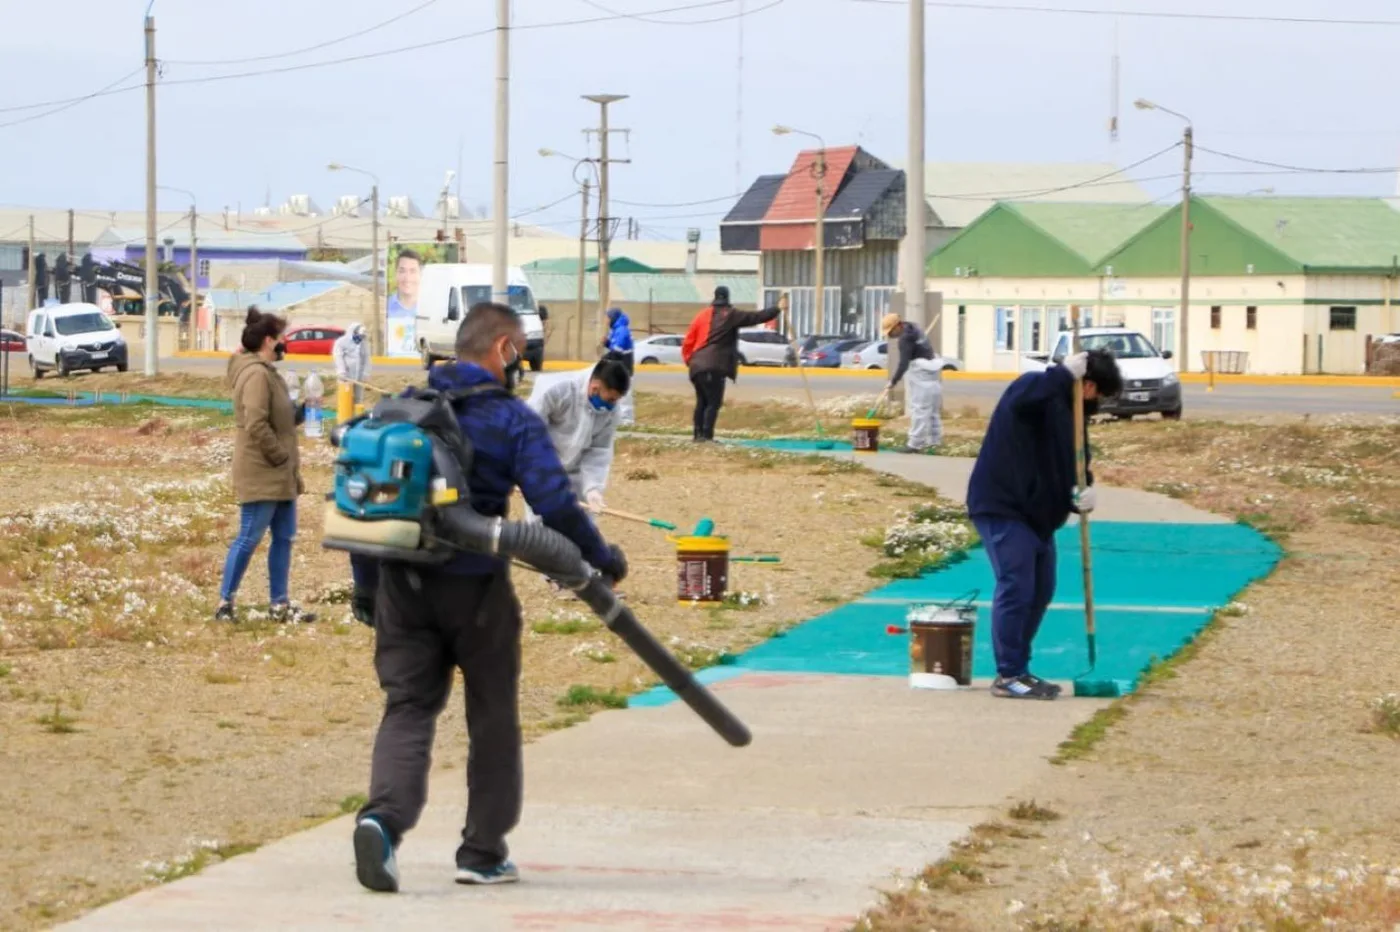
[424, 362, 614, 576]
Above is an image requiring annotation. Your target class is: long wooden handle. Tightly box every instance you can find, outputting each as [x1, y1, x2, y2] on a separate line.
[796, 361, 826, 435]
[1070, 317, 1096, 641]
[599, 507, 678, 531]
[338, 377, 391, 395]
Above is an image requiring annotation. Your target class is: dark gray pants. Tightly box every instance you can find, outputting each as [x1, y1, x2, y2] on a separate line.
[360, 565, 523, 870]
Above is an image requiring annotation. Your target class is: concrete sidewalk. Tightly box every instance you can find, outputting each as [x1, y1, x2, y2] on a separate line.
[63, 466, 1221, 932]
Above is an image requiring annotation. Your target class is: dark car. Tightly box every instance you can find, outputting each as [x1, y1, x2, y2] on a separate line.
[797, 333, 847, 356]
[801, 337, 866, 368]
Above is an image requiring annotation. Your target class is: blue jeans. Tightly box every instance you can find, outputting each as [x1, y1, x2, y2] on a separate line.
[973, 516, 1057, 678]
[220, 500, 297, 604]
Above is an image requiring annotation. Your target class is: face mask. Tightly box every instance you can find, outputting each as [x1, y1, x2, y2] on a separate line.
[588, 393, 615, 412]
[499, 341, 520, 390]
[273, 341, 287, 361]
[1083, 397, 1101, 417]
[352, 334, 363, 345]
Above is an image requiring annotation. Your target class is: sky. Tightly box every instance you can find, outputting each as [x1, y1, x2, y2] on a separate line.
[3, 0, 1399, 242]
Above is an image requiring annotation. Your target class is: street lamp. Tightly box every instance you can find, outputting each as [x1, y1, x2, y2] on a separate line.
[328, 163, 382, 356]
[772, 125, 829, 337]
[159, 185, 202, 349]
[1136, 99, 1194, 372]
[541, 147, 602, 359]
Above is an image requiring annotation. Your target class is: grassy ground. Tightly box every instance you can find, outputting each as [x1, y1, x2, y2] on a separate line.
[861, 415, 1400, 931]
[0, 390, 932, 929]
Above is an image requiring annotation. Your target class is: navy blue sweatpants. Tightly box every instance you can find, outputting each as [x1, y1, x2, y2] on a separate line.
[972, 516, 1057, 678]
[350, 554, 380, 593]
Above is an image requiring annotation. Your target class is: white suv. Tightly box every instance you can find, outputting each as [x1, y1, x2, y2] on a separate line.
[1024, 327, 1182, 420]
[737, 328, 797, 367]
[27, 303, 129, 377]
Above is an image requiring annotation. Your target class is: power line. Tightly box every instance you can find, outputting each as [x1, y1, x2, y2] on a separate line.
[926, 143, 1180, 200]
[614, 192, 744, 207]
[166, 0, 442, 66]
[1195, 146, 1397, 175]
[575, 0, 785, 25]
[0, 67, 143, 122]
[850, 0, 1400, 27]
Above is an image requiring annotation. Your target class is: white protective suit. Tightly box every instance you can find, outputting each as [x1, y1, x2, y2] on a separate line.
[333, 325, 372, 402]
[526, 368, 619, 502]
[905, 357, 944, 450]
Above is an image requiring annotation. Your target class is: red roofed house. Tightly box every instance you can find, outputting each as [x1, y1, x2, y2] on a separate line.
[720, 145, 929, 339]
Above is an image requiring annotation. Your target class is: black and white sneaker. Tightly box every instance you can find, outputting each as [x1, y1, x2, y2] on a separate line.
[213, 601, 235, 622]
[353, 816, 399, 893]
[991, 674, 1060, 700]
[270, 603, 317, 624]
[1023, 673, 1063, 697]
[455, 860, 520, 885]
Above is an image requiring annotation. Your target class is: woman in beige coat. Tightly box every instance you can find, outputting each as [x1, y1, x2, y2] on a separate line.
[215, 308, 316, 623]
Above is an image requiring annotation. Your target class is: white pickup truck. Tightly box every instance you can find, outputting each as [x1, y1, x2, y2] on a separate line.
[1022, 326, 1183, 420]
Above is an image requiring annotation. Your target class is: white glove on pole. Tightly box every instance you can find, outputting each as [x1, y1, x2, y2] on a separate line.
[585, 490, 606, 514]
[1074, 485, 1097, 514]
[1064, 352, 1088, 380]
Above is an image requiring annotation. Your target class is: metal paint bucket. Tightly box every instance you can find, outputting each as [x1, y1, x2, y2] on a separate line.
[907, 603, 976, 688]
[674, 534, 730, 605]
[851, 417, 881, 454]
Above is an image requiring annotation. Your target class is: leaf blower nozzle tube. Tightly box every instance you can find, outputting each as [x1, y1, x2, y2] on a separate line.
[435, 506, 752, 748]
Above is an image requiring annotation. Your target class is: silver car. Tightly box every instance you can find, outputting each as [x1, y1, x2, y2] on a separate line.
[634, 333, 685, 365]
[737, 327, 797, 367]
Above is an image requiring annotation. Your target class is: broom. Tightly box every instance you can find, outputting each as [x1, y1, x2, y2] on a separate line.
[1070, 314, 1098, 682]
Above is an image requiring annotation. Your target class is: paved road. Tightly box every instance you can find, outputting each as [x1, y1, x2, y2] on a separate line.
[7, 350, 1396, 417]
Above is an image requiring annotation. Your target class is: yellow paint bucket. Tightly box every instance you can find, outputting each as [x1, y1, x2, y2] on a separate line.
[851, 417, 882, 453]
[671, 534, 730, 605]
[336, 382, 355, 423]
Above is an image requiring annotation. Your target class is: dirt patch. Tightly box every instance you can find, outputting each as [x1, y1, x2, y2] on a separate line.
[0, 412, 923, 928]
[862, 416, 1400, 930]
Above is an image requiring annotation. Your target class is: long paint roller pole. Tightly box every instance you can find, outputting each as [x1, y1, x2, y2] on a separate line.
[598, 506, 677, 531]
[796, 347, 833, 447]
[1070, 313, 1097, 669]
[866, 385, 890, 419]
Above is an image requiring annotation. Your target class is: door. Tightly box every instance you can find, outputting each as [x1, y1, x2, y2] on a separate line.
[36, 313, 56, 364]
[956, 306, 966, 363]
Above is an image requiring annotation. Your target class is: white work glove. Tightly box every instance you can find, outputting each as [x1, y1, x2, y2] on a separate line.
[1064, 352, 1088, 380]
[1073, 485, 1097, 514]
[585, 490, 606, 514]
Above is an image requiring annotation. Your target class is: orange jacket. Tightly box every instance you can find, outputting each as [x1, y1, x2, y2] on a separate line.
[681, 306, 714, 365]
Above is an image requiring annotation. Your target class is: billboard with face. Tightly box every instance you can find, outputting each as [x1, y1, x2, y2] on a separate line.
[385, 242, 458, 358]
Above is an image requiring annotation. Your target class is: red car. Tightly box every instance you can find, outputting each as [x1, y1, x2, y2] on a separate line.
[283, 326, 344, 357]
[0, 329, 23, 352]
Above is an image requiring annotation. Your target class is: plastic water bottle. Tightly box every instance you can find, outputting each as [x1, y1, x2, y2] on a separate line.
[303, 372, 324, 438]
[282, 369, 301, 403]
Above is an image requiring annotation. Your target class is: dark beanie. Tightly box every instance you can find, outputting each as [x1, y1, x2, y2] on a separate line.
[713, 286, 731, 306]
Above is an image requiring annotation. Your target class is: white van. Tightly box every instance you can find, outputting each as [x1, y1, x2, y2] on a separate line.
[26, 303, 129, 378]
[415, 265, 548, 371]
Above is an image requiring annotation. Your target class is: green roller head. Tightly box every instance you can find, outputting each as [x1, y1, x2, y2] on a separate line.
[693, 518, 715, 536]
[649, 518, 678, 531]
[1072, 677, 1133, 698]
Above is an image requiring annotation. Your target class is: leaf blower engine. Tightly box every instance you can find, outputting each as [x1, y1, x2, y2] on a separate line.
[322, 388, 750, 748]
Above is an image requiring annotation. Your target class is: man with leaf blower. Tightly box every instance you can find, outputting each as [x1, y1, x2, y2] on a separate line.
[965, 349, 1122, 700]
[352, 302, 629, 894]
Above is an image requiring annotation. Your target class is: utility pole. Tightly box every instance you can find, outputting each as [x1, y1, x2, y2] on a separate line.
[576, 178, 590, 361]
[583, 94, 629, 354]
[26, 215, 35, 312]
[903, 0, 927, 333]
[813, 150, 828, 333]
[67, 209, 75, 260]
[189, 207, 199, 350]
[371, 184, 382, 355]
[492, 0, 510, 305]
[1178, 125, 1194, 373]
[144, 13, 159, 376]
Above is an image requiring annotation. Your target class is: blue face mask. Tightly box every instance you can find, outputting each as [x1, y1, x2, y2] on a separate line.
[588, 393, 615, 412]
[352, 334, 363, 344]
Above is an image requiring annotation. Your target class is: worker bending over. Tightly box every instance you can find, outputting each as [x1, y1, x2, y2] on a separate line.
[966, 349, 1122, 700]
[333, 323, 372, 404]
[352, 302, 628, 894]
[881, 313, 942, 454]
[526, 357, 631, 514]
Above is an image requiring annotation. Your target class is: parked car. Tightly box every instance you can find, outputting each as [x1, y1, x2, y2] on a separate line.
[1022, 327, 1182, 420]
[840, 340, 963, 372]
[801, 337, 866, 368]
[1, 328, 23, 352]
[26, 303, 129, 377]
[796, 333, 847, 357]
[737, 327, 797, 367]
[634, 333, 685, 365]
[283, 326, 345, 357]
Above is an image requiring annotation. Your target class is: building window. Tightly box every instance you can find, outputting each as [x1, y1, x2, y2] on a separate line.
[198, 258, 210, 278]
[1151, 307, 1176, 357]
[994, 307, 1015, 351]
[1210, 305, 1221, 329]
[1019, 306, 1041, 352]
[1246, 306, 1257, 330]
[1329, 306, 1356, 331]
[1048, 306, 1068, 339]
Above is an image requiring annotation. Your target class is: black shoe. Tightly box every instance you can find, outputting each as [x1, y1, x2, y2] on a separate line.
[270, 603, 317, 624]
[213, 601, 235, 622]
[1023, 672, 1063, 697]
[455, 860, 520, 885]
[990, 674, 1059, 700]
[353, 816, 399, 893]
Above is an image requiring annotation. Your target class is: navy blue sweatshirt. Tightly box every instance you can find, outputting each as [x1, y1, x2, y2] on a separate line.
[420, 362, 615, 576]
[965, 365, 1092, 541]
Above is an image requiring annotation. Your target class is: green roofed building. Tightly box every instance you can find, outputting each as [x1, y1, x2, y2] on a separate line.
[927, 197, 1400, 375]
